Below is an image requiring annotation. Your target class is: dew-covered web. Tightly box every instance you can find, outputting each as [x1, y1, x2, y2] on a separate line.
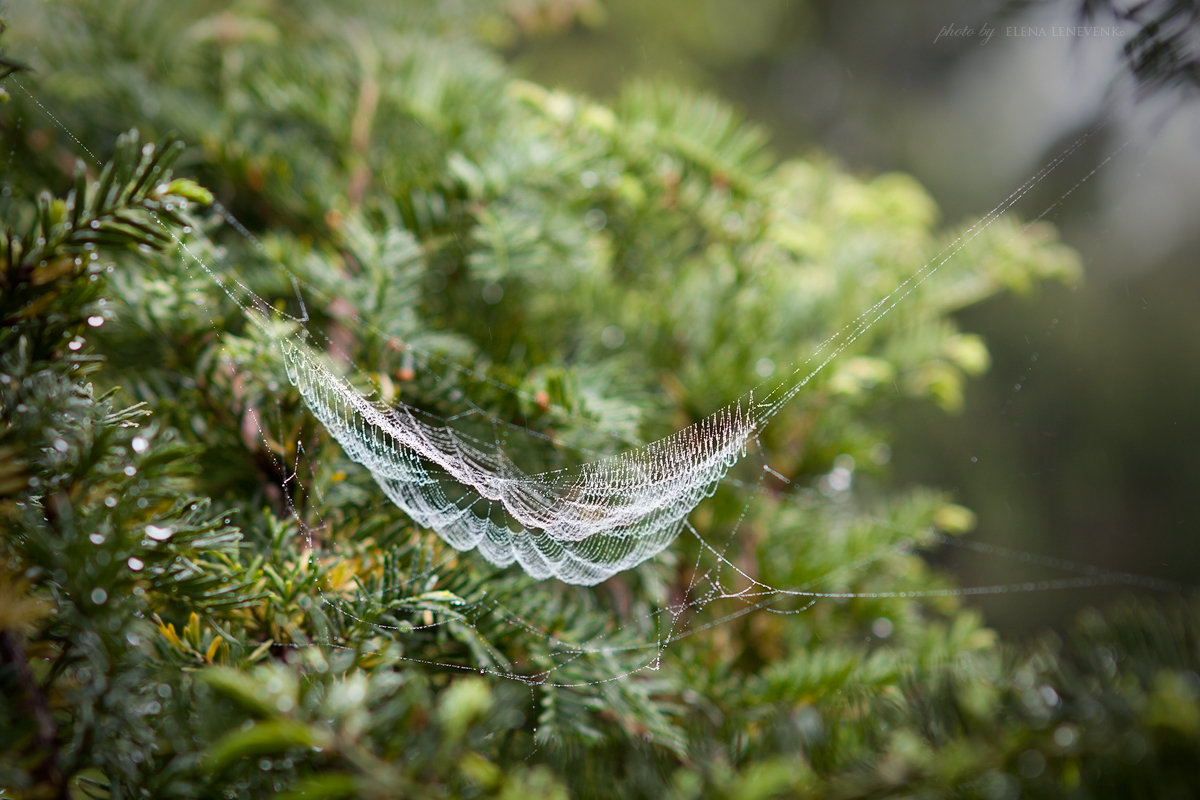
[13, 78, 1188, 692]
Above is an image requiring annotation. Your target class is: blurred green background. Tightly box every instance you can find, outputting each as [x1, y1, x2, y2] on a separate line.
[508, 0, 1200, 633]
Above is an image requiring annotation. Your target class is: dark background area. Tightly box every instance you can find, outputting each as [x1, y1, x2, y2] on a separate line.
[509, 0, 1200, 634]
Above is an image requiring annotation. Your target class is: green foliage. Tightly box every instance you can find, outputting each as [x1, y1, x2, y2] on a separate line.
[1, 2, 1196, 798]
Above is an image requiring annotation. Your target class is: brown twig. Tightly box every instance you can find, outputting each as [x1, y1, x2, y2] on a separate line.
[346, 37, 380, 210]
[0, 630, 68, 799]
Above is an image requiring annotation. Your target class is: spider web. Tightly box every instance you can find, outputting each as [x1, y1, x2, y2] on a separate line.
[8, 75, 1184, 693]
[238, 120, 1099, 587]
[184, 115, 1173, 687]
